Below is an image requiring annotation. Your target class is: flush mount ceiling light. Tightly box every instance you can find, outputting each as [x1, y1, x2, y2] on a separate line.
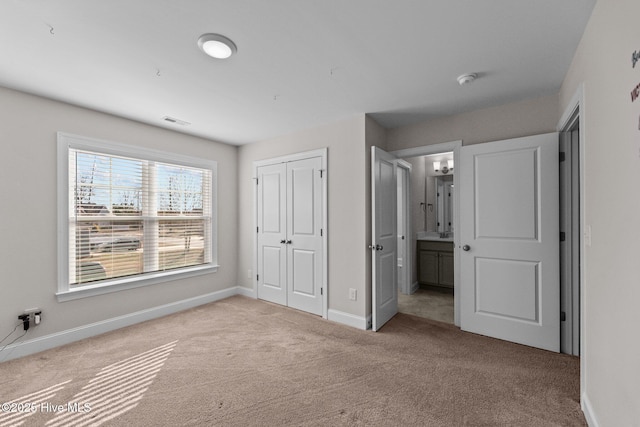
[197, 33, 237, 59]
[457, 73, 477, 85]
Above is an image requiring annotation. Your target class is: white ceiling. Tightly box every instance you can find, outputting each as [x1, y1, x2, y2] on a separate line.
[0, 0, 596, 145]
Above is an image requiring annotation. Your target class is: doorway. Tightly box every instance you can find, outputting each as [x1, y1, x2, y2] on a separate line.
[559, 101, 582, 357]
[396, 152, 456, 325]
[388, 140, 462, 326]
[376, 129, 582, 355]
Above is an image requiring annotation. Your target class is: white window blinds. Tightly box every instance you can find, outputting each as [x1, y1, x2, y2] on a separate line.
[68, 147, 213, 287]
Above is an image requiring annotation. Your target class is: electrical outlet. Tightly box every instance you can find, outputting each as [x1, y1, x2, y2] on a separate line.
[349, 288, 357, 301]
[21, 308, 42, 328]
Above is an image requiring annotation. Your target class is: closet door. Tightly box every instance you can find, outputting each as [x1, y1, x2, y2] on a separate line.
[286, 157, 323, 316]
[256, 163, 287, 306]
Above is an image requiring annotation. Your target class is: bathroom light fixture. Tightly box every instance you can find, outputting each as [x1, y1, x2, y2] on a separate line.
[457, 73, 477, 85]
[197, 33, 237, 59]
[433, 159, 454, 174]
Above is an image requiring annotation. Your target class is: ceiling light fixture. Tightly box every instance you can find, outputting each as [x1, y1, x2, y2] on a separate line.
[433, 159, 454, 174]
[457, 73, 477, 85]
[197, 33, 237, 59]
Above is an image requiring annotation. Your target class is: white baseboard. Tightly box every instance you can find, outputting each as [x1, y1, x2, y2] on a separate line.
[581, 392, 600, 427]
[0, 286, 243, 363]
[2, 286, 368, 363]
[236, 286, 255, 298]
[327, 309, 370, 330]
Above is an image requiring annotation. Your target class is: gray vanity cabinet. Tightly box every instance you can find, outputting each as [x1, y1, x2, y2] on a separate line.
[417, 240, 454, 288]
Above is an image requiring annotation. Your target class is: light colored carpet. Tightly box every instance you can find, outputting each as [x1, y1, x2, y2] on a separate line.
[0, 296, 584, 426]
[398, 288, 454, 324]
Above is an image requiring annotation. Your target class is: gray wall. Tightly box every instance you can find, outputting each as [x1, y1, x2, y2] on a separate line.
[0, 86, 238, 353]
[387, 94, 559, 150]
[559, 0, 640, 424]
[237, 115, 371, 321]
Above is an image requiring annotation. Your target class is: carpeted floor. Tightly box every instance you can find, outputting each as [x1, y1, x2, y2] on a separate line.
[0, 296, 585, 426]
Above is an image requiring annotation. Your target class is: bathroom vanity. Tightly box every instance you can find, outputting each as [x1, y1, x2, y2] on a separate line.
[417, 234, 454, 289]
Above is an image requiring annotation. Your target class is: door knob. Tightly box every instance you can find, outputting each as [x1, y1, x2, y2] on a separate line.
[376, 244, 384, 251]
[280, 239, 286, 244]
[462, 245, 470, 251]
[286, 240, 292, 245]
[368, 244, 375, 250]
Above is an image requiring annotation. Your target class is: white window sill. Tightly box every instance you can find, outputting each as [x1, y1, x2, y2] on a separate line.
[56, 264, 219, 302]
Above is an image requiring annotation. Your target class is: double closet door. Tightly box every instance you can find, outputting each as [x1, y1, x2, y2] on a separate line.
[256, 154, 324, 316]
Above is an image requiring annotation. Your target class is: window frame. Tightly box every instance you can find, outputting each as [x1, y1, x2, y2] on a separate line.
[57, 132, 218, 302]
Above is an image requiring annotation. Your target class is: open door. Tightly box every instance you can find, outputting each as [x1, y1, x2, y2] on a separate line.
[459, 133, 560, 352]
[371, 147, 398, 331]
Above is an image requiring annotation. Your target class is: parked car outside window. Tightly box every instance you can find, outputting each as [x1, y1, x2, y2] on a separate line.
[94, 237, 141, 252]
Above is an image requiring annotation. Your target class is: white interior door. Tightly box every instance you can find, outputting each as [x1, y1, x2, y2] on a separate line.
[287, 157, 323, 316]
[460, 133, 560, 352]
[256, 163, 287, 306]
[372, 147, 398, 331]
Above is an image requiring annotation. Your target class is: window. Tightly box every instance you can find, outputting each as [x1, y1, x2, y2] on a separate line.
[57, 133, 217, 300]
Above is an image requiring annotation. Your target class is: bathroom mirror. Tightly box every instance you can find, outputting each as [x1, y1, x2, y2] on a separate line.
[435, 175, 454, 233]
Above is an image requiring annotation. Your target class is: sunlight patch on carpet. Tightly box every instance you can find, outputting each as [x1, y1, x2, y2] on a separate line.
[0, 380, 71, 427]
[45, 341, 177, 427]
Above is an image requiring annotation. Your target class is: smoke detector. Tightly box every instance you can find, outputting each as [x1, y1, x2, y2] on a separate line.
[457, 73, 477, 85]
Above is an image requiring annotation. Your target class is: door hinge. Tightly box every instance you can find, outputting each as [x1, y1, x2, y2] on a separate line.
[560, 231, 566, 242]
[561, 311, 566, 321]
[321, 228, 323, 237]
[256, 274, 259, 281]
[559, 152, 566, 162]
[257, 226, 259, 233]
[320, 288, 323, 295]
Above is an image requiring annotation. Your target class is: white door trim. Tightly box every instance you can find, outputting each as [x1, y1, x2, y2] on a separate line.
[396, 159, 412, 295]
[557, 84, 586, 403]
[253, 148, 328, 319]
[390, 140, 462, 326]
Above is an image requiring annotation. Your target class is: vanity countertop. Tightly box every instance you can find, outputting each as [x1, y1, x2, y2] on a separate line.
[416, 232, 454, 242]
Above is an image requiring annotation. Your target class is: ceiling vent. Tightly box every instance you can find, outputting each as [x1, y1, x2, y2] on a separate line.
[162, 116, 191, 126]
